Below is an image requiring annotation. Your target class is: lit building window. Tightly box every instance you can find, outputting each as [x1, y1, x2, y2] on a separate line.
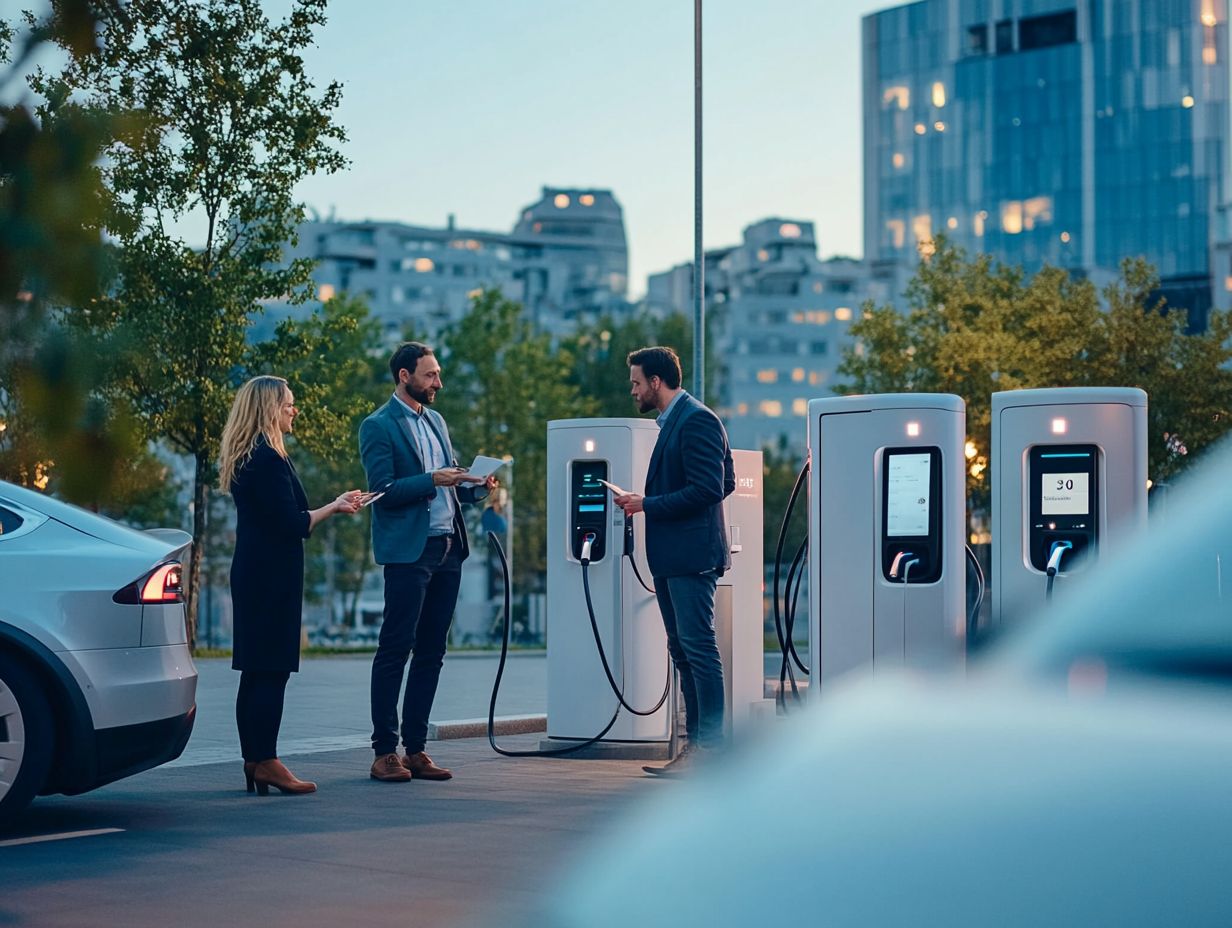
[947, 216, 958, 230]
[317, 284, 335, 301]
[580, 194, 595, 206]
[1182, 95, 1195, 108]
[1204, 45, 1217, 64]
[1001, 201, 1023, 234]
[756, 369, 778, 384]
[1060, 231, 1071, 243]
[736, 403, 749, 415]
[809, 371, 827, 386]
[414, 257, 435, 272]
[757, 249, 770, 261]
[934, 120, 946, 132]
[554, 193, 570, 208]
[974, 210, 988, 237]
[892, 152, 905, 169]
[1224, 276, 1232, 291]
[1023, 196, 1053, 229]
[834, 307, 853, 322]
[791, 368, 805, 382]
[912, 214, 932, 248]
[759, 401, 783, 417]
[883, 86, 910, 109]
[886, 219, 906, 248]
[466, 288, 483, 299]
[1201, 2, 1216, 26]
[792, 399, 809, 416]
[779, 222, 802, 238]
[914, 123, 927, 135]
[932, 82, 946, 107]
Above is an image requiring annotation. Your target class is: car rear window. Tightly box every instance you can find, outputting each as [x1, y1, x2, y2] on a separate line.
[0, 505, 24, 536]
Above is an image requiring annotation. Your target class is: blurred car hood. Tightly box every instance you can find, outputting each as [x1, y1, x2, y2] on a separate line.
[545, 673, 1232, 928]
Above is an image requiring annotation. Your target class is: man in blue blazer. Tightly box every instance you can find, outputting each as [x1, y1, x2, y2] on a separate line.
[614, 346, 735, 775]
[359, 341, 493, 783]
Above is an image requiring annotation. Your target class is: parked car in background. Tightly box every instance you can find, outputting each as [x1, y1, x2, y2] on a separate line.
[0, 480, 197, 820]
[539, 436, 1232, 927]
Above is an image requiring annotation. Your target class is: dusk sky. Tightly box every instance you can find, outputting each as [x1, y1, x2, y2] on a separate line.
[294, 0, 891, 297]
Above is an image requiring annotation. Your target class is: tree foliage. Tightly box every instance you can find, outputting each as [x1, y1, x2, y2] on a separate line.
[435, 290, 597, 591]
[29, 0, 347, 647]
[838, 238, 1232, 502]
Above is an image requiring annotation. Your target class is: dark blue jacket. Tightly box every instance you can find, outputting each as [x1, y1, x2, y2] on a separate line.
[643, 393, 736, 578]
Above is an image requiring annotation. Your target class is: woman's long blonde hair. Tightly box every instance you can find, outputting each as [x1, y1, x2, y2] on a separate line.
[218, 375, 290, 492]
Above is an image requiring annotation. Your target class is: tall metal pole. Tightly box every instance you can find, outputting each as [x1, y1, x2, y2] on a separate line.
[693, 0, 704, 401]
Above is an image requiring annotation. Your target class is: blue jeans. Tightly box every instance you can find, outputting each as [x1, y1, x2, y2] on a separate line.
[370, 535, 462, 756]
[655, 570, 725, 749]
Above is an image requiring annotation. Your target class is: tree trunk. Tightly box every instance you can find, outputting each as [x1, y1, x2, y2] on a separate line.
[185, 450, 210, 652]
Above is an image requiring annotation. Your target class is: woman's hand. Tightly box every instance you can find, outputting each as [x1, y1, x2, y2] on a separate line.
[333, 490, 364, 514]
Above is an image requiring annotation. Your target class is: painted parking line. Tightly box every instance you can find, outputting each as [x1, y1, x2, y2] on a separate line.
[0, 827, 124, 848]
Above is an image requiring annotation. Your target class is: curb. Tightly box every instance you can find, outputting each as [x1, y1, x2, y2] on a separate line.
[428, 714, 547, 740]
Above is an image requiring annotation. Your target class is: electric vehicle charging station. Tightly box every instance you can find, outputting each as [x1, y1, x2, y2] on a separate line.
[544, 419, 672, 753]
[807, 394, 966, 692]
[991, 387, 1148, 625]
[716, 449, 774, 735]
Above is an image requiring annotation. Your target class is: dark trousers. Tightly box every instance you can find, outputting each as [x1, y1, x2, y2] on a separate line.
[371, 535, 462, 756]
[655, 569, 725, 749]
[236, 670, 291, 762]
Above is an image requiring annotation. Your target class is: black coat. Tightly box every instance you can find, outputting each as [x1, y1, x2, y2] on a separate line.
[229, 440, 312, 673]
[642, 393, 736, 578]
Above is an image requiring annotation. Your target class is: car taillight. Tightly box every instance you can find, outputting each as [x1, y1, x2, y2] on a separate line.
[113, 561, 185, 605]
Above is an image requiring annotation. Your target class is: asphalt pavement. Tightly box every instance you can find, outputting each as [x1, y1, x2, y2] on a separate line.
[1, 650, 806, 927]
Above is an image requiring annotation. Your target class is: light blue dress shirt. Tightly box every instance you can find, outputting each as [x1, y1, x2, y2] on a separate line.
[392, 392, 458, 536]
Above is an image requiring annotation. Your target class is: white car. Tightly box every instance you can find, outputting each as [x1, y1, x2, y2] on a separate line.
[0, 480, 198, 820]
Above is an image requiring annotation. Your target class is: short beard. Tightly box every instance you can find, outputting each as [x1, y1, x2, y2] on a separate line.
[408, 383, 435, 406]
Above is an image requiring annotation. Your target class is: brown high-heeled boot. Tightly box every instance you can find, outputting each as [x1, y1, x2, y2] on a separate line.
[244, 761, 257, 793]
[251, 758, 316, 795]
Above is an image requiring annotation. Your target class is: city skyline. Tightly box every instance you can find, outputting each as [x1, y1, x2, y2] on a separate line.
[293, 0, 889, 298]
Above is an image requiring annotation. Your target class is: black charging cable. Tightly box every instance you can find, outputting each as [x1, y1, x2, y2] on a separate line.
[580, 533, 671, 717]
[486, 531, 621, 757]
[773, 460, 811, 709]
[1045, 540, 1073, 603]
[964, 543, 985, 638]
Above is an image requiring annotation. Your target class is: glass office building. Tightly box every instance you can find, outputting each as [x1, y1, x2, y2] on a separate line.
[864, 0, 1230, 329]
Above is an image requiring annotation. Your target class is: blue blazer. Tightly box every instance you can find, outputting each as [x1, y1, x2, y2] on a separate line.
[358, 398, 485, 565]
[642, 393, 736, 578]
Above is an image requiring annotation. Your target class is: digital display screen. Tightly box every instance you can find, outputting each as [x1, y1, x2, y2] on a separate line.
[1042, 472, 1090, 515]
[886, 452, 931, 537]
[577, 504, 605, 512]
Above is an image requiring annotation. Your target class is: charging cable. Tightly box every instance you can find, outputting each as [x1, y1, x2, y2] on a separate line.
[773, 459, 811, 710]
[898, 555, 920, 655]
[1045, 540, 1073, 603]
[580, 532, 671, 717]
[964, 544, 985, 638]
[486, 531, 620, 757]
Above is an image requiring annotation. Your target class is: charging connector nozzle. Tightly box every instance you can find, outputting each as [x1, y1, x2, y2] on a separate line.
[1046, 540, 1073, 577]
[580, 532, 597, 564]
[889, 550, 915, 579]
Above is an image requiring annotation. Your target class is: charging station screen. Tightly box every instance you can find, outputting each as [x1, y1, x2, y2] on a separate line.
[886, 452, 932, 537]
[1042, 472, 1090, 515]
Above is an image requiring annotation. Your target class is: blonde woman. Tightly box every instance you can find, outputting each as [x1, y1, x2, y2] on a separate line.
[218, 375, 364, 795]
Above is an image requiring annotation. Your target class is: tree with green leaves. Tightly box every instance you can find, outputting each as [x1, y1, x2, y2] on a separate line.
[259, 294, 389, 627]
[435, 290, 597, 591]
[28, 0, 347, 646]
[838, 237, 1232, 505]
[0, 3, 145, 502]
[563, 309, 719, 418]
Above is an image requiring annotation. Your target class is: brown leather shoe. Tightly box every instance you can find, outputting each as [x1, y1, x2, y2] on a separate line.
[371, 752, 412, 782]
[252, 758, 316, 795]
[402, 751, 452, 780]
[643, 744, 701, 777]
